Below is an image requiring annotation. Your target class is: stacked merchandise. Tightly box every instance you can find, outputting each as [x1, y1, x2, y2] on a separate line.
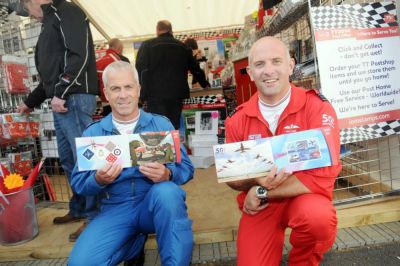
[7, 151, 32, 176]
[1, 55, 31, 94]
[182, 94, 227, 168]
[231, 12, 257, 61]
[0, 113, 40, 143]
[187, 110, 219, 169]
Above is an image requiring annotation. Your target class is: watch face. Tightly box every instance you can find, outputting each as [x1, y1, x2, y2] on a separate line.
[256, 186, 267, 198]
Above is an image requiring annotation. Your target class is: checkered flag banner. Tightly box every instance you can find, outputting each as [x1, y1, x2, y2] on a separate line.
[340, 120, 400, 144]
[175, 28, 242, 42]
[311, 2, 398, 30]
[182, 94, 225, 105]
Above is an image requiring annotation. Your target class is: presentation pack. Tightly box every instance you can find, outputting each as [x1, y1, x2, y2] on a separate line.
[76, 130, 181, 171]
[213, 127, 339, 183]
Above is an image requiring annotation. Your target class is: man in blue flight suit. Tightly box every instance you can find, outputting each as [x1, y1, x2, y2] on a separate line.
[68, 61, 194, 266]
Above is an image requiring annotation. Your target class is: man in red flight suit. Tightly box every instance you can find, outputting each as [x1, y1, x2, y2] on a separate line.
[225, 36, 342, 265]
[96, 38, 130, 116]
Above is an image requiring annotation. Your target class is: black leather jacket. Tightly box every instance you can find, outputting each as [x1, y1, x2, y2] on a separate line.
[24, 0, 98, 108]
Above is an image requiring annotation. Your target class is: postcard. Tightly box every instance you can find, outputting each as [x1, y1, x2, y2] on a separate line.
[76, 130, 181, 171]
[213, 127, 338, 183]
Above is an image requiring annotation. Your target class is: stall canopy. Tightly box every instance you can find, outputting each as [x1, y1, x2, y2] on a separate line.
[72, 0, 259, 41]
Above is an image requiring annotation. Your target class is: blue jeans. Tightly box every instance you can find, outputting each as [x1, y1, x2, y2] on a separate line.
[53, 94, 97, 219]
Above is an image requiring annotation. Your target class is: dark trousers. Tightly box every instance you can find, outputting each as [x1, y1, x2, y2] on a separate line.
[146, 98, 183, 129]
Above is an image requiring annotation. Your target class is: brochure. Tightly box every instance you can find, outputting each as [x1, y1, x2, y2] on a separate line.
[76, 130, 181, 171]
[213, 127, 338, 183]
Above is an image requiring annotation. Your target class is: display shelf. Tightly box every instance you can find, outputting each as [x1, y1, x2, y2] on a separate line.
[257, 0, 311, 38]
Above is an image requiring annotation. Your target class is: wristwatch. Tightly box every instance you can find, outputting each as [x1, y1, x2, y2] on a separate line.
[255, 185, 268, 198]
[255, 185, 268, 205]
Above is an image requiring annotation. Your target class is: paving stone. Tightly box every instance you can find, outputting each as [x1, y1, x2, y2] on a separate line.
[219, 241, 230, 259]
[380, 222, 400, 240]
[369, 224, 395, 243]
[373, 223, 399, 242]
[213, 242, 221, 260]
[53, 260, 67, 266]
[348, 227, 375, 245]
[191, 244, 200, 262]
[199, 243, 214, 261]
[226, 241, 236, 257]
[1, 222, 400, 266]
[336, 228, 363, 248]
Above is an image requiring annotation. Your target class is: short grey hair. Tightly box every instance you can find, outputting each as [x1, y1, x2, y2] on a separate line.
[102, 61, 139, 88]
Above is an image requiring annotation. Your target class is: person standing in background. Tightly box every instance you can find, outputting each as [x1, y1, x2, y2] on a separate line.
[16, 0, 99, 242]
[184, 38, 210, 89]
[136, 20, 209, 129]
[96, 38, 130, 116]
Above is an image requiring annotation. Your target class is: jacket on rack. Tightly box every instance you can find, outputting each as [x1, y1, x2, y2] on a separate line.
[136, 32, 209, 101]
[24, 0, 98, 108]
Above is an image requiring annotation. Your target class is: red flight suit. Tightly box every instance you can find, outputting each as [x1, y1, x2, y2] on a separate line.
[225, 85, 342, 266]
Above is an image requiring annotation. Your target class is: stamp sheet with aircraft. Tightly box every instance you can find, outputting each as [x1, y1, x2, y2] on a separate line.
[213, 128, 339, 183]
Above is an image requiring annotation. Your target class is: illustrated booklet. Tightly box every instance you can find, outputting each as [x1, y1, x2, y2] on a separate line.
[76, 130, 181, 171]
[213, 127, 339, 183]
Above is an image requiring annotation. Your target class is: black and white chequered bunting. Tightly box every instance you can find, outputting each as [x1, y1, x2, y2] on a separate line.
[311, 2, 398, 30]
[340, 120, 400, 144]
[182, 94, 226, 105]
[175, 28, 242, 42]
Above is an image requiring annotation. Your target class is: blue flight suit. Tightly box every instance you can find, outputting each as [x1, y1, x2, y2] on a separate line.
[68, 110, 194, 266]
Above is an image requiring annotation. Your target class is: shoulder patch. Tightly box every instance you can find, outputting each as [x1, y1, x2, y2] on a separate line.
[312, 89, 328, 102]
[228, 105, 244, 117]
[228, 108, 237, 117]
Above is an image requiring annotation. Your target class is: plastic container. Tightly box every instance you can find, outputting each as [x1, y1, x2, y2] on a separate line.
[0, 187, 39, 245]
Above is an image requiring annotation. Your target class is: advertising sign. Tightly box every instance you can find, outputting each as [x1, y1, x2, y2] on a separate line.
[311, 2, 399, 130]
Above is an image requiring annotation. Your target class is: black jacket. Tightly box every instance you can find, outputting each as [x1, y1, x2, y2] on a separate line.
[24, 0, 98, 108]
[136, 33, 209, 101]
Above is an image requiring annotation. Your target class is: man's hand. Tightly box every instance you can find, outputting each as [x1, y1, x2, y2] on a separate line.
[51, 96, 68, 113]
[242, 186, 269, 215]
[256, 165, 292, 190]
[16, 103, 33, 114]
[139, 162, 170, 183]
[95, 163, 122, 185]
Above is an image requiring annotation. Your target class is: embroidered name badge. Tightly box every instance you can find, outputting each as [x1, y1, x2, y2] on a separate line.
[248, 134, 262, 140]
